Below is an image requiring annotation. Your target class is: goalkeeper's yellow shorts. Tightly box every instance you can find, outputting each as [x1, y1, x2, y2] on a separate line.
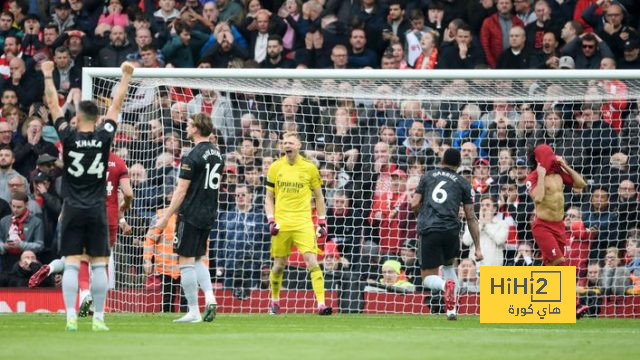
[270, 225, 318, 258]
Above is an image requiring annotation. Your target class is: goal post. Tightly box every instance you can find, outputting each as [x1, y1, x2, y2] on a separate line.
[82, 68, 640, 317]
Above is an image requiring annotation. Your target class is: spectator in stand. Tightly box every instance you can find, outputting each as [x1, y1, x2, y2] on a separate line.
[453, 104, 487, 157]
[480, 0, 524, 68]
[530, 31, 560, 68]
[260, 35, 295, 68]
[515, 0, 537, 26]
[614, 179, 639, 241]
[216, 184, 267, 299]
[577, 261, 603, 317]
[508, 242, 543, 266]
[366, 259, 415, 293]
[438, 23, 486, 69]
[601, 247, 631, 295]
[98, 0, 129, 29]
[0, 191, 43, 272]
[383, 0, 410, 46]
[494, 148, 514, 182]
[618, 36, 640, 69]
[561, 32, 614, 69]
[627, 238, 640, 275]
[154, 0, 180, 34]
[200, 22, 249, 68]
[327, 190, 364, 265]
[7, 57, 43, 111]
[31, 171, 61, 264]
[483, 116, 517, 161]
[98, 25, 136, 67]
[217, 0, 244, 25]
[186, 89, 235, 143]
[560, 20, 583, 51]
[574, 103, 619, 178]
[583, 187, 619, 260]
[458, 258, 479, 293]
[460, 141, 478, 169]
[51, 2, 75, 34]
[413, 30, 440, 69]
[399, 238, 420, 287]
[161, 20, 208, 68]
[240, 9, 287, 64]
[397, 120, 436, 169]
[471, 158, 497, 197]
[138, 44, 163, 68]
[12, 116, 58, 178]
[565, 206, 593, 278]
[369, 169, 406, 256]
[497, 25, 531, 68]
[51, 46, 81, 98]
[496, 178, 521, 262]
[0, 12, 19, 52]
[463, 196, 508, 266]
[126, 28, 165, 67]
[524, 0, 561, 53]
[347, 27, 378, 69]
[0, 249, 56, 287]
[583, 1, 627, 58]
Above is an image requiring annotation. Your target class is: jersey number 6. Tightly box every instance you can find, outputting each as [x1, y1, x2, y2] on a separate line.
[204, 163, 221, 190]
[431, 180, 448, 204]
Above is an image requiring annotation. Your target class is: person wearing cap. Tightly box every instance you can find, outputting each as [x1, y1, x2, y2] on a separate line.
[20, 14, 43, 58]
[561, 32, 614, 69]
[12, 116, 58, 178]
[558, 55, 575, 69]
[365, 259, 415, 293]
[618, 35, 640, 69]
[513, 156, 530, 191]
[399, 238, 421, 287]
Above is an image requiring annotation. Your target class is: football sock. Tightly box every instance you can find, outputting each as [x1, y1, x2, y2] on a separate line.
[180, 265, 199, 314]
[62, 263, 79, 320]
[269, 269, 284, 301]
[79, 261, 90, 293]
[90, 264, 108, 322]
[308, 265, 326, 306]
[443, 265, 459, 295]
[108, 253, 115, 289]
[49, 258, 65, 275]
[423, 275, 445, 292]
[195, 260, 216, 305]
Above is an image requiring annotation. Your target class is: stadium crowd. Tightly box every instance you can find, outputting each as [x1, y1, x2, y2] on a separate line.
[0, 0, 639, 315]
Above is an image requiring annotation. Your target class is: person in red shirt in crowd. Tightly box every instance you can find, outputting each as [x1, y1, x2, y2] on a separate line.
[369, 169, 407, 255]
[564, 206, 594, 278]
[480, 0, 524, 68]
[598, 57, 628, 133]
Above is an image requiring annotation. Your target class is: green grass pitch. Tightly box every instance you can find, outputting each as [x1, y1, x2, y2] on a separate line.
[1, 314, 638, 360]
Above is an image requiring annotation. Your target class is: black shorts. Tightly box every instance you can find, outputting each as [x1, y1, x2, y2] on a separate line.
[418, 229, 460, 270]
[59, 204, 110, 257]
[174, 219, 210, 258]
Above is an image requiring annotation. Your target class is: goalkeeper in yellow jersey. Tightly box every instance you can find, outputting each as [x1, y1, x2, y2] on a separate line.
[265, 132, 332, 315]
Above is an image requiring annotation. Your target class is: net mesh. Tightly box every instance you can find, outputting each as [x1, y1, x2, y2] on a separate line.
[88, 72, 640, 317]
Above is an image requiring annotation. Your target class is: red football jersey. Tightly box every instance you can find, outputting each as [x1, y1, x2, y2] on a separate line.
[106, 152, 129, 227]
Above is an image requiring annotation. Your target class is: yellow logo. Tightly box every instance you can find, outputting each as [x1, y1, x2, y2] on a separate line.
[480, 266, 576, 323]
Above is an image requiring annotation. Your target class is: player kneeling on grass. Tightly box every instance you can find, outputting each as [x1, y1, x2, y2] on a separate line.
[411, 148, 483, 320]
[266, 132, 332, 315]
[41, 60, 134, 331]
[153, 113, 223, 323]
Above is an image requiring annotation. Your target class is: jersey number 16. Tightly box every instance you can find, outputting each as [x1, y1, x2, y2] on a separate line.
[204, 163, 221, 190]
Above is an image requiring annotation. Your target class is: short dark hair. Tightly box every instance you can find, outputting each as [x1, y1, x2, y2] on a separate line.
[54, 46, 70, 56]
[174, 19, 191, 35]
[0, 11, 14, 21]
[389, 0, 405, 10]
[4, 34, 20, 45]
[267, 34, 283, 46]
[78, 101, 99, 121]
[44, 23, 59, 33]
[140, 44, 157, 52]
[442, 148, 461, 167]
[458, 23, 472, 34]
[11, 191, 28, 203]
[581, 33, 596, 43]
[410, 9, 424, 21]
[190, 112, 213, 137]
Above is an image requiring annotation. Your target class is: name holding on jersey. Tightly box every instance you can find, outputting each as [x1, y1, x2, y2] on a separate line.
[202, 148, 221, 160]
[431, 170, 459, 181]
[75, 139, 103, 148]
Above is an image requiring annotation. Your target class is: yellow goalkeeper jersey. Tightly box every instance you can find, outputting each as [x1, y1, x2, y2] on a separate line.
[266, 154, 322, 231]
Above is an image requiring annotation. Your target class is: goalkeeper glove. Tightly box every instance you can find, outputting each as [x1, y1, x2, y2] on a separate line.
[316, 218, 328, 238]
[268, 217, 280, 236]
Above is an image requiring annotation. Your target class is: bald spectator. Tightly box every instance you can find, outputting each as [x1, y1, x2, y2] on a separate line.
[497, 25, 531, 68]
[584, 2, 626, 58]
[530, 31, 560, 68]
[240, 9, 287, 64]
[480, 0, 524, 68]
[461, 141, 478, 168]
[347, 28, 378, 69]
[330, 45, 348, 69]
[6, 57, 43, 111]
[98, 25, 136, 67]
[524, 0, 561, 53]
[615, 179, 639, 241]
[127, 28, 165, 67]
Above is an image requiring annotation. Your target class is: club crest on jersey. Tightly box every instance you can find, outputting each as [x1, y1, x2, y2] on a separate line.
[104, 122, 115, 132]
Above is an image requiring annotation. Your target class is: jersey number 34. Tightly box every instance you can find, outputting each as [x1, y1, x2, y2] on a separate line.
[67, 151, 105, 178]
